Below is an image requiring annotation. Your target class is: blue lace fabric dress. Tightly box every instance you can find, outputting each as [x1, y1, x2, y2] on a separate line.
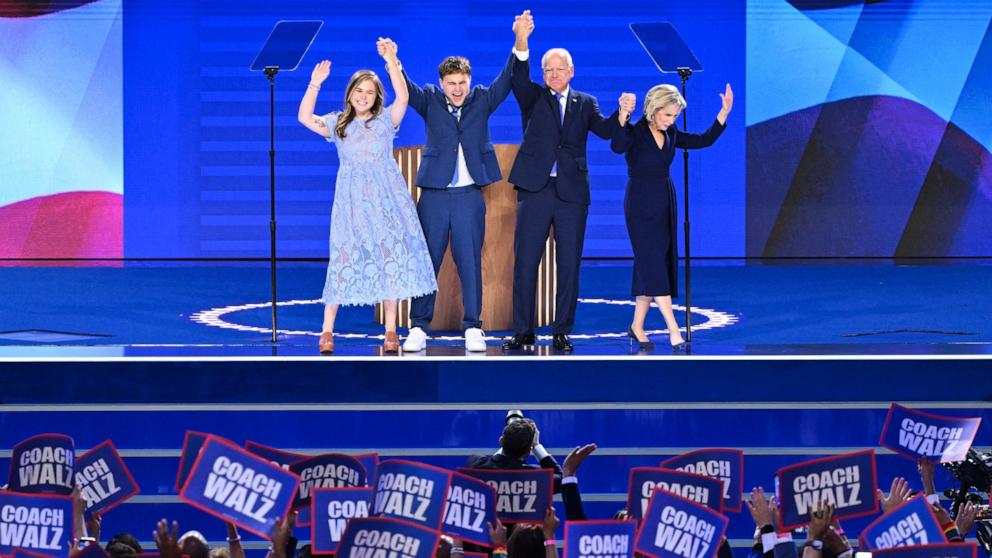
[320, 108, 437, 306]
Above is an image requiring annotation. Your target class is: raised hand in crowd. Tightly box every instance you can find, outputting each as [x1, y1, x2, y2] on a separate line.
[542, 507, 561, 556]
[488, 521, 508, 547]
[822, 520, 852, 557]
[225, 522, 245, 558]
[804, 502, 835, 558]
[917, 458, 937, 495]
[268, 512, 298, 558]
[876, 477, 912, 513]
[71, 483, 89, 544]
[153, 519, 182, 558]
[746, 486, 777, 529]
[929, 502, 965, 542]
[955, 500, 979, 536]
[562, 443, 597, 477]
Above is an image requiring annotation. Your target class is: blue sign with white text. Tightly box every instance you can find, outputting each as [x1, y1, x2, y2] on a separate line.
[179, 436, 300, 539]
[627, 468, 724, 521]
[776, 450, 878, 529]
[310, 487, 372, 555]
[74, 440, 140, 517]
[860, 495, 946, 551]
[565, 520, 637, 558]
[0, 490, 74, 557]
[458, 467, 554, 524]
[337, 517, 439, 558]
[634, 489, 728, 558]
[372, 460, 452, 531]
[290, 453, 367, 512]
[880, 404, 981, 463]
[442, 472, 498, 547]
[8, 434, 75, 495]
[873, 543, 977, 558]
[661, 449, 744, 512]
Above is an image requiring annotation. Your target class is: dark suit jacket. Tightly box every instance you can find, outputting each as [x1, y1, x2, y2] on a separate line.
[403, 53, 515, 189]
[507, 54, 621, 205]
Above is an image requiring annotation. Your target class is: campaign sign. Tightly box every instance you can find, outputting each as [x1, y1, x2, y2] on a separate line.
[776, 449, 878, 530]
[291, 454, 367, 514]
[372, 460, 451, 531]
[634, 488, 728, 558]
[175, 431, 209, 492]
[458, 468, 554, 524]
[244, 441, 305, 469]
[873, 544, 978, 558]
[8, 435, 75, 496]
[336, 517, 439, 558]
[71, 544, 110, 558]
[354, 453, 380, 485]
[859, 495, 946, 551]
[627, 468, 723, 521]
[880, 404, 981, 463]
[178, 435, 301, 539]
[243, 442, 315, 526]
[74, 440, 140, 517]
[310, 487, 372, 555]
[565, 520, 637, 558]
[0, 490, 74, 557]
[660, 449, 743, 512]
[442, 472, 498, 547]
[17, 549, 59, 558]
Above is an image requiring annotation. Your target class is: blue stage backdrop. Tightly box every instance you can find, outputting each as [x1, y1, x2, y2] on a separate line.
[4, 0, 990, 261]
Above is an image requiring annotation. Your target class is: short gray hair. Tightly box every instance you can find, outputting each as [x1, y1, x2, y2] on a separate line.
[541, 48, 573, 70]
[644, 84, 686, 120]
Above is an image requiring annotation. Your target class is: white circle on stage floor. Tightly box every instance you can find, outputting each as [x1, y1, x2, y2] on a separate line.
[191, 298, 738, 340]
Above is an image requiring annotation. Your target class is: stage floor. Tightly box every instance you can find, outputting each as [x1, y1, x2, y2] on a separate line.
[2, 260, 991, 358]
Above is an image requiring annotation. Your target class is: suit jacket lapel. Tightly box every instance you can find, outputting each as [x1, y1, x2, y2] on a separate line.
[562, 90, 577, 134]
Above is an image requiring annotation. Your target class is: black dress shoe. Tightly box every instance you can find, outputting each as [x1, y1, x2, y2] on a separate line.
[502, 333, 536, 350]
[552, 333, 573, 353]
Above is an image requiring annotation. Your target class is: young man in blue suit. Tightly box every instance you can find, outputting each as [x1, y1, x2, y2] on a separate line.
[398, 28, 517, 353]
[502, 11, 633, 353]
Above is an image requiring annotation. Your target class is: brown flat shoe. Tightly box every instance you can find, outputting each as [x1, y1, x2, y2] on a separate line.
[383, 331, 399, 353]
[319, 332, 334, 355]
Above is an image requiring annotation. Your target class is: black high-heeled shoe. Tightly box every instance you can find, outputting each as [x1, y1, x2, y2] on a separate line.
[670, 339, 688, 352]
[627, 327, 655, 350]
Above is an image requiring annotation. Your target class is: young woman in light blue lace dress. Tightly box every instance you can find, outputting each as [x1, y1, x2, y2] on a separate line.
[298, 38, 436, 354]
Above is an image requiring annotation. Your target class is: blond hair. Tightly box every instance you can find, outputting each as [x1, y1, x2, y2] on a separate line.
[643, 84, 686, 121]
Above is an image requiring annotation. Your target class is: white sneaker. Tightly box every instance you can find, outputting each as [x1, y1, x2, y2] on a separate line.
[403, 327, 427, 352]
[464, 328, 487, 352]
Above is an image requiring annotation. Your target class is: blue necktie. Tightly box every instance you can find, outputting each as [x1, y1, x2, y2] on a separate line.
[551, 92, 564, 177]
[450, 104, 461, 186]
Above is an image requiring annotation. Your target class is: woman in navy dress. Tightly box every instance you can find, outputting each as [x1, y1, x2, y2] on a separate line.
[611, 83, 732, 350]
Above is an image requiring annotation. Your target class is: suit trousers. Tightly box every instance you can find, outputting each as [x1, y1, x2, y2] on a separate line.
[512, 178, 588, 335]
[410, 186, 486, 331]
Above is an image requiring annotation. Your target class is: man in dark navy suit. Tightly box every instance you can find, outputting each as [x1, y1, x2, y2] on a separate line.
[398, 28, 518, 353]
[502, 11, 630, 352]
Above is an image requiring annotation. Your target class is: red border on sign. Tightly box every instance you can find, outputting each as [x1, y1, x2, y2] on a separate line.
[336, 516, 441, 558]
[0, 489, 77, 557]
[9, 433, 75, 494]
[174, 431, 209, 492]
[77, 439, 141, 516]
[443, 470, 499, 548]
[873, 543, 977, 558]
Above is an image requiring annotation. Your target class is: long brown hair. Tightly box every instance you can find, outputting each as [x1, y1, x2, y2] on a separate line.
[335, 70, 385, 139]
